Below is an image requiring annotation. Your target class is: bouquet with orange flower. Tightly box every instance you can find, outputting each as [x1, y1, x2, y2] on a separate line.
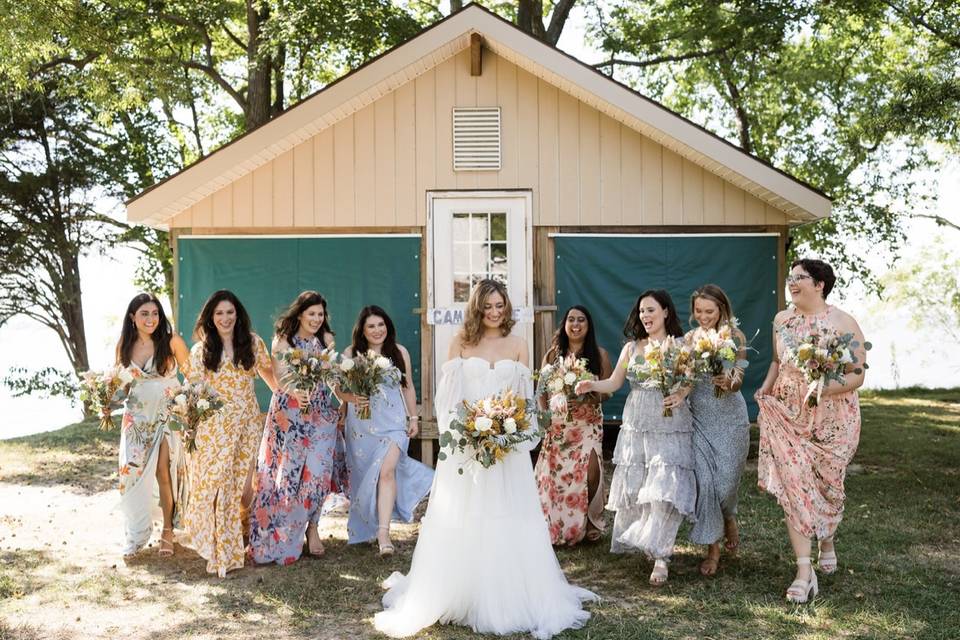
[278, 345, 339, 415]
[627, 336, 697, 417]
[780, 325, 870, 407]
[79, 366, 140, 430]
[334, 350, 401, 420]
[690, 320, 749, 398]
[438, 390, 540, 474]
[165, 381, 224, 452]
[536, 354, 597, 418]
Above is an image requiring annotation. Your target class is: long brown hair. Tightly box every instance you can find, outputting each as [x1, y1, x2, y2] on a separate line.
[274, 290, 334, 347]
[689, 284, 735, 328]
[457, 279, 515, 347]
[623, 289, 684, 340]
[116, 293, 174, 376]
[193, 290, 256, 372]
[351, 305, 408, 388]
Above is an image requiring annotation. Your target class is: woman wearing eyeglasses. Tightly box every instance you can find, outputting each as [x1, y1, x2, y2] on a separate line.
[755, 259, 868, 604]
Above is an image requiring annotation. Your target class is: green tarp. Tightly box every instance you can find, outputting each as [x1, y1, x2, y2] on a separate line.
[553, 234, 779, 421]
[177, 236, 422, 409]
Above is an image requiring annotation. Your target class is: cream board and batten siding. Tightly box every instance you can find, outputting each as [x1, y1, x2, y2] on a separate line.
[168, 51, 790, 230]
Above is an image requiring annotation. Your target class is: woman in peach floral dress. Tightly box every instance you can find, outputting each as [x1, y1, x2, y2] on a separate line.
[182, 290, 278, 577]
[535, 305, 612, 546]
[757, 259, 867, 603]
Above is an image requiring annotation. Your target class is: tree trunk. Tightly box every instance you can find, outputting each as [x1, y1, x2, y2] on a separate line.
[246, 0, 273, 129]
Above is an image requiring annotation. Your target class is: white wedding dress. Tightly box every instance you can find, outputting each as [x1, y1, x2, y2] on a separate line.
[374, 357, 598, 639]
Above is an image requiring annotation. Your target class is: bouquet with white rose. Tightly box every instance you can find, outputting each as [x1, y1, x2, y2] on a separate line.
[78, 365, 141, 430]
[334, 350, 401, 420]
[627, 336, 697, 417]
[779, 323, 870, 407]
[438, 389, 540, 473]
[535, 354, 597, 419]
[164, 381, 224, 452]
[689, 320, 750, 398]
[278, 345, 339, 415]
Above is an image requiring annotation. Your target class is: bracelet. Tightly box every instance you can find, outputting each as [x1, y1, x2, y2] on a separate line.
[406, 415, 419, 422]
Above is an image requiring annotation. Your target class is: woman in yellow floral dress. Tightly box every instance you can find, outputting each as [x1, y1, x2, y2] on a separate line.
[182, 290, 278, 576]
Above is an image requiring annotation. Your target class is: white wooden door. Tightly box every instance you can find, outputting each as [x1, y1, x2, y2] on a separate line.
[428, 192, 533, 382]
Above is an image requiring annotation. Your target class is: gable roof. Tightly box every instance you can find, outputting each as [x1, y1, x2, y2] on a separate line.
[126, 3, 831, 227]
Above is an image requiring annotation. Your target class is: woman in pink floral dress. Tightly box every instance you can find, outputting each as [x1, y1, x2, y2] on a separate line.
[535, 305, 612, 546]
[757, 259, 867, 604]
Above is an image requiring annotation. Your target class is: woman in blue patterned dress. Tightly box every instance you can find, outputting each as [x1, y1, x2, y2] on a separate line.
[685, 285, 750, 576]
[250, 291, 340, 565]
[338, 306, 434, 555]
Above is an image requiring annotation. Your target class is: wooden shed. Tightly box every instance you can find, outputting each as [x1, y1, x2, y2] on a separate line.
[126, 4, 831, 463]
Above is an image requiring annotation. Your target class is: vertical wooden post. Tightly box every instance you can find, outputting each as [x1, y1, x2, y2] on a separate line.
[777, 225, 789, 311]
[470, 33, 483, 77]
[417, 230, 437, 467]
[533, 227, 559, 365]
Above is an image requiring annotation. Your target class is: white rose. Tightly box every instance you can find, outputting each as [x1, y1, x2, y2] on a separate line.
[117, 367, 134, 384]
[174, 394, 188, 408]
[563, 372, 577, 385]
[340, 358, 355, 372]
[503, 417, 517, 434]
[549, 378, 564, 394]
[474, 416, 494, 432]
[196, 399, 210, 411]
[375, 356, 391, 370]
[838, 347, 853, 363]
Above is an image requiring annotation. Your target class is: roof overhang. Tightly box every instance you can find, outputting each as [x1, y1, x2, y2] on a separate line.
[126, 4, 831, 228]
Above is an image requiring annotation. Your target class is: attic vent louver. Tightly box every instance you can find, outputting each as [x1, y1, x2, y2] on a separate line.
[453, 107, 501, 171]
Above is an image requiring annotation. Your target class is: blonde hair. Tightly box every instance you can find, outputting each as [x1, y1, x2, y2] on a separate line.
[689, 284, 734, 328]
[457, 279, 515, 346]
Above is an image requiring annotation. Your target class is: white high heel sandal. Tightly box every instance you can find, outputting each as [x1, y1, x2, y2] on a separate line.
[786, 557, 818, 604]
[818, 537, 838, 574]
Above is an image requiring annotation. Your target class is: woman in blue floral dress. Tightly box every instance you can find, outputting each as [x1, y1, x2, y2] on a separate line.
[249, 291, 340, 565]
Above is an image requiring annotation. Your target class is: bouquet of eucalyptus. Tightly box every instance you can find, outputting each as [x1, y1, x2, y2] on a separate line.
[278, 346, 339, 414]
[165, 381, 224, 452]
[689, 321, 749, 398]
[438, 389, 540, 474]
[335, 351, 401, 420]
[79, 366, 139, 430]
[627, 336, 697, 417]
[781, 327, 870, 407]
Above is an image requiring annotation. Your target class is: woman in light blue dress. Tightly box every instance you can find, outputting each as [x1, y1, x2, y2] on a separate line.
[338, 305, 433, 555]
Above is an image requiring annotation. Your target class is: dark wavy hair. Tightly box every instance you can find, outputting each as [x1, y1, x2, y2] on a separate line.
[274, 290, 334, 347]
[791, 258, 836, 299]
[116, 293, 174, 376]
[623, 289, 684, 340]
[689, 284, 735, 328]
[193, 290, 256, 372]
[351, 305, 408, 388]
[547, 305, 603, 377]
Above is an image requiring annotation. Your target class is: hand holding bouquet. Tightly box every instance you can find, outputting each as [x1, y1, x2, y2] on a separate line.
[781, 328, 870, 407]
[627, 336, 696, 417]
[79, 366, 139, 430]
[165, 381, 224, 452]
[690, 321, 749, 398]
[279, 346, 339, 415]
[438, 390, 540, 474]
[536, 354, 597, 418]
[335, 350, 400, 420]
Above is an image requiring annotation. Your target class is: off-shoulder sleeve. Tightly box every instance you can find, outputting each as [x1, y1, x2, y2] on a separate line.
[513, 365, 541, 452]
[434, 359, 465, 437]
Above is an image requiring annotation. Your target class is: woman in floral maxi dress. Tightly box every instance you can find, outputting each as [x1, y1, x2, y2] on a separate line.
[757, 259, 867, 603]
[534, 305, 612, 546]
[182, 290, 278, 577]
[114, 293, 190, 556]
[250, 291, 340, 565]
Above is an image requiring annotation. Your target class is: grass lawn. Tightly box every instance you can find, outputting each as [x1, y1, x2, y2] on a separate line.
[1, 388, 958, 639]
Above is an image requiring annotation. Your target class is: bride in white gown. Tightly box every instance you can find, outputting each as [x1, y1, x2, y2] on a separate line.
[374, 280, 597, 639]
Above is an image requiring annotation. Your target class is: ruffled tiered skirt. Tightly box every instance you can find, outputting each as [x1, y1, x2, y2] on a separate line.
[607, 387, 696, 559]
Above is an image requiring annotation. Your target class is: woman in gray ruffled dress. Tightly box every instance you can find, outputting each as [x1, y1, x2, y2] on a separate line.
[686, 285, 750, 576]
[576, 289, 696, 586]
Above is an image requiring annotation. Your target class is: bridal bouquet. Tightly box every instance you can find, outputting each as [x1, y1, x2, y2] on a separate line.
[627, 336, 697, 417]
[165, 381, 224, 452]
[690, 321, 749, 398]
[536, 354, 597, 418]
[278, 346, 339, 414]
[438, 389, 540, 474]
[781, 328, 870, 407]
[79, 366, 140, 430]
[334, 350, 401, 420]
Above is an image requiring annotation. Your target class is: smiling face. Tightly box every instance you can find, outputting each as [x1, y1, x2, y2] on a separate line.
[297, 303, 326, 337]
[363, 314, 388, 347]
[786, 264, 823, 306]
[693, 297, 721, 331]
[131, 302, 160, 336]
[212, 300, 237, 336]
[564, 308, 589, 343]
[481, 291, 507, 330]
[639, 296, 668, 336]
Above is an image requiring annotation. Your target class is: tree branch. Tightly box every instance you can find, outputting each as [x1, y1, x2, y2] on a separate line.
[594, 47, 731, 70]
